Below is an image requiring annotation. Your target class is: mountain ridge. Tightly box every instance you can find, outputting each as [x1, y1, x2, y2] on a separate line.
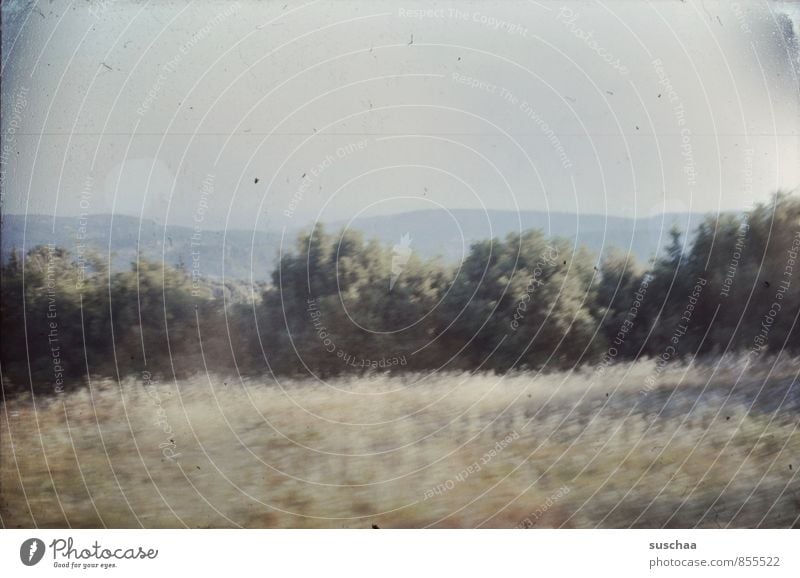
[1, 209, 710, 279]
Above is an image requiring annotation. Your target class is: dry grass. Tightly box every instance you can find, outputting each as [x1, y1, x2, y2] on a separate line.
[2, 357, 799, 528]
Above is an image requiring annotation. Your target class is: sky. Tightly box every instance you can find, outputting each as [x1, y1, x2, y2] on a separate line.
[1, 0, 798, 231]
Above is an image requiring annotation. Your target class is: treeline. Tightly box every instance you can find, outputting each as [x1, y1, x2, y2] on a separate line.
[2, 193, 799, 396]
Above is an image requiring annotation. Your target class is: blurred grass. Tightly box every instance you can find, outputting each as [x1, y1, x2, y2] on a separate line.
[2, 357, 798, 528]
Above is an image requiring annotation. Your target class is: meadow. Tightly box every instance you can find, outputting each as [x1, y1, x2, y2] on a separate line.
[2, 356, 798, 528]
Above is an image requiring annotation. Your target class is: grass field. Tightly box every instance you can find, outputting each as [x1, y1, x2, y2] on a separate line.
[2, 357, 798, 528]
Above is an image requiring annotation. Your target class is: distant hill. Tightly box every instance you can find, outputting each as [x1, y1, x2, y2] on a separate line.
[0, 213, 283, 281]
[2, 210, 708, 280]
[334, 209, 707, 266]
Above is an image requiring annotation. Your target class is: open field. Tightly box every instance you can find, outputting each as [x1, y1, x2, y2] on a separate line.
[2, 357, 799, 528]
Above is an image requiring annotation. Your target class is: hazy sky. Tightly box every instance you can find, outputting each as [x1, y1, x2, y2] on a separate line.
[1, 0, 798, 230]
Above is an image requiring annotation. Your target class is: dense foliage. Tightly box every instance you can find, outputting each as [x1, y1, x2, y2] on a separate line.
[2, 193, 799, 396]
